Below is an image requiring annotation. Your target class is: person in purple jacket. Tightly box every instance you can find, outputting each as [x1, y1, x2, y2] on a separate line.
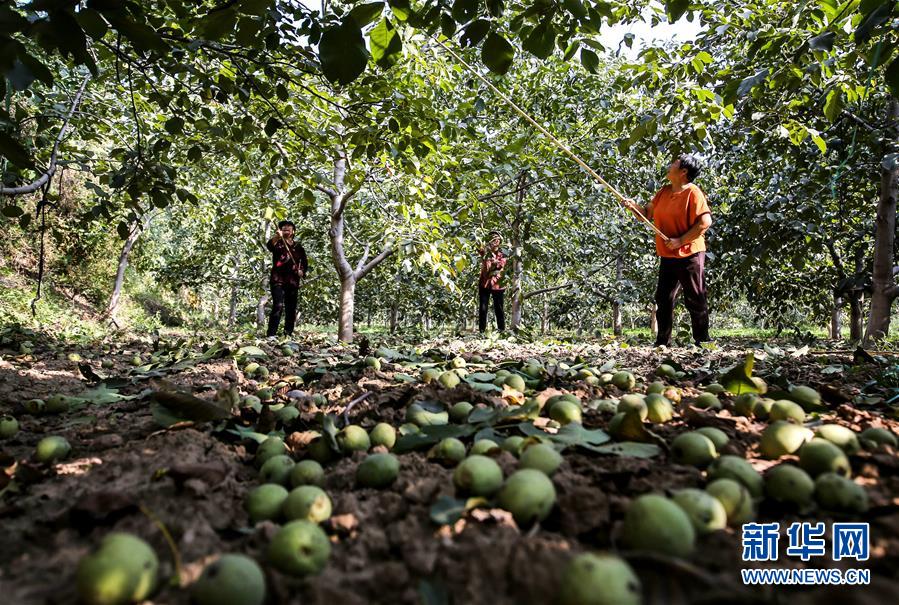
[265, 220, 309, 337]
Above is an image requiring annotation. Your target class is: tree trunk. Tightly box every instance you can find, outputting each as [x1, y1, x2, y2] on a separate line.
[864, 98, 899, 344]
[228, 257, 239, 328]
[338, 277, 356, 342]
[256, 274, 269, 330]
[649, 304, 657, 336]
[389, 301, 398, 333]
[830, 294, 842, 340]
[541, 298, 549, 334]
[106, 219, 144, 318]
[326, 152, 394, 344]
[613, 255, 623, 336]
[850, 294, 864, 341]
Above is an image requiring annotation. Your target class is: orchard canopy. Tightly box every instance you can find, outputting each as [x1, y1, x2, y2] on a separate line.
[3, 1, 899, 604]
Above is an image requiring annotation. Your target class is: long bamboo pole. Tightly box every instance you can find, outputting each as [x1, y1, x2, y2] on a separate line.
[433, 37, 669, 241]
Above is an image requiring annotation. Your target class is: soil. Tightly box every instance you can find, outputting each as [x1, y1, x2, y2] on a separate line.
[1, 331, 898, 604]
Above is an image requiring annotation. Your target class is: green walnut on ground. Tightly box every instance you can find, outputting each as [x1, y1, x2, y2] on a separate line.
[622, 494, 696, 557]
[0, 415, 18, 439]
[695, 427, 729, 450]
[859, 427, 897, 449]
[670, 432, 718, 467]
[337, 425, 371, 453]
[453, 455, 503, 497]
[549, 399, 582, 425]
[707, 455, 764, 498]
[617, 394, 647, 420]
[814, 473, 869, 513]
[672, 488, 727, 534]
[798, 438, 851, 478]
[369, 423, 397, 449]
[267, 520, 331, 577]
[356, 453, 400, 488]
[258, 455, 295, 485]
[557, 553, 642, 605]
[449, 401, 474, 423]
[497, 469, 557, 526]
[815, 424, 860, 455]
[283, 485, 332, 523]
[245, 484, 288, 523]
[191, 554, 266, 605]
[255, 437, 288, 467]
[469, 439, 501, 456]
[612, 370, 636, 391]
[363, 356, 381, 370]
[765, 464, 815, 509]
[430, 437, 467, 464]
[519, 443, 563, 476]
[760, 421, 814, 458]
[706, 478, 755, 525]
[76, 533, 159, 605]
[35, 435, 71, 463]
[290, 460, 325, 487]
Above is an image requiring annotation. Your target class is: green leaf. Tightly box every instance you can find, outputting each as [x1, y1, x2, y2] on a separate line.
[79, 384, 136, 405]
[319, 17, 369, 85]
[451, 0, 479, 23]
[393, 424, 475, 453]
[369, 17, 403, 68]
[580, 48, 599, 73]
[563, 0, 588, 19]
[666, 0, 690, 22]
[550, 422, 610, 448]
[236, 345, 268, 357]
[823, 88, 843, 122]
[2, 205, 23, 218]
[854, 2, 892, 44]
[583, 442, 661, 458]
[886, 58, 899, 98]
[264, 117, 281, 136]
[811, 132, 827, 154]
[116, 222, 130, 240]
[466, 372, 496, 381]
[349, 2, 385, 27]
[523, 20, 556, 60]
[187, 145, 203, 162]
[429, 496, 467, 525]
[736, 69, 768, 97]
[719, 353, 761, 395]
[0, 130, 33, 168]
[75, 8, 108, 40]
[486, 0, 504, 17]
[164, 116, 184, 134]
[460, 19, 490, 47]
[107, 15, 168, 53]
[808, 31, 835, 52]
[481, 32, 514, 74]
[201, 8, 238, 40]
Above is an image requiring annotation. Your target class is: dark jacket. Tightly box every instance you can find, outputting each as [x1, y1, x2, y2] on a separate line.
[266, 237, 309, 287]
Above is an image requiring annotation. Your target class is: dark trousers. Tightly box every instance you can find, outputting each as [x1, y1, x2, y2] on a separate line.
[654, 252, 710, 346]
[478, 287, 505, 332]
[267, 283, 298, 337]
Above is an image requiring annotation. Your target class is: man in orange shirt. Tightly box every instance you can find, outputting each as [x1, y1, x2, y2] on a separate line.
[624, 154, 712, 346]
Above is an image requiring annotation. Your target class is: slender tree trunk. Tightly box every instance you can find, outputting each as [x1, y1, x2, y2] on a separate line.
[649, 304, 657, 336]
[325, 153, 394, 343]
[106, 219, 144, 318]
[864, 98, 899, 344]
[389, 301, 398, 333]
[850, 294, 864, 341]
[228, 257, 239, 328]
[541, 298, 549, 334]
[338, 277, 356, 341]
[830, 294, 842, 340]
[613, 255, 623, 336]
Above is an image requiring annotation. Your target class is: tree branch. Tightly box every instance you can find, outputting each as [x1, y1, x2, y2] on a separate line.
[1, 74, 91, 196]
[356, 245, 394, 281]
[522, 261, 614, 300]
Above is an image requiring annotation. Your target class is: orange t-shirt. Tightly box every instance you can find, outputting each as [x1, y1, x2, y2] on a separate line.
[649, 184, 711, 258]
